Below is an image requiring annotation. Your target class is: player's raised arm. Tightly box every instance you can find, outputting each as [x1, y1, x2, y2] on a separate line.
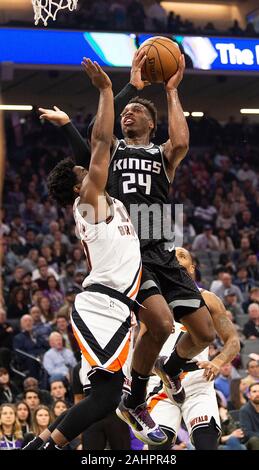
[83, 49, 147, 146]
[79, 60, 114, 206]
[162, 54, 189, 181]
[38, 106, 91, 168]
[38, 52, 145, 165]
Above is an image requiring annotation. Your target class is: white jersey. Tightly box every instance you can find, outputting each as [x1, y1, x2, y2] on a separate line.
[73, 196, 141, 299]
[147, 321, 221, 438]
[148, 322, 210, 396]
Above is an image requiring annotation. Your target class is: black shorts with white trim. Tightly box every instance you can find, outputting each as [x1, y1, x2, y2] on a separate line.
[136, 242, 204, 321]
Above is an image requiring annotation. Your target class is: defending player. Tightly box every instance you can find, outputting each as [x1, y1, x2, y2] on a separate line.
[145, 247, 240, 450]
[35, 60, 167, 450]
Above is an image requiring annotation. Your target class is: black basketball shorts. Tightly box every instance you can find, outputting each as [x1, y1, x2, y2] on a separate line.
[136, 242, 205, 321]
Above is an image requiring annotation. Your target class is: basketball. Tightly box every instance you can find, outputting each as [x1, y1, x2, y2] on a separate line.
[139, 36, 181, 83]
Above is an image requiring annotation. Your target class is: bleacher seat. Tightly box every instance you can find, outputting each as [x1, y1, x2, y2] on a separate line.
[241, 353, 251, 368]
[238, 369, 248, 378]
[242, 339, 259, 355]
[236, 314, 248, 328]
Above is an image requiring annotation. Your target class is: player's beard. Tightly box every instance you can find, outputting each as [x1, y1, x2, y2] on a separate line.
[124, 127, 139, 139]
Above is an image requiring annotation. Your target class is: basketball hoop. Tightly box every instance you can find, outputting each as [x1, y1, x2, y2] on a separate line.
[31, 0, 78, 26]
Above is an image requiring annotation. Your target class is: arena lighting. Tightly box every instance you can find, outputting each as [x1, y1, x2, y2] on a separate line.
[191, 112, 204, 117]
[0, 105, 33, 111]
[240, 108, 259, 114]
[0, 0, 28, 7]
[183, 112, 190, 117]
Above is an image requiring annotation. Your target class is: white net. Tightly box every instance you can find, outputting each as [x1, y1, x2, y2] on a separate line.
[32, 0, 78, 26]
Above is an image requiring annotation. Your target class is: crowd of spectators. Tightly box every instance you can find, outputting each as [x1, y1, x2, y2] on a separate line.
[1, 0, 258, 38]
[0, 104, 259, 449]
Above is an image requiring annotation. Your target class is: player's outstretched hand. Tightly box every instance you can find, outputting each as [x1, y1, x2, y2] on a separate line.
[38, 106, 70, 126]
[197, 360, 221, 382]
[165, 54, 185, 92]
[82, 58, 112, 90]
[130, 49, 150, 90]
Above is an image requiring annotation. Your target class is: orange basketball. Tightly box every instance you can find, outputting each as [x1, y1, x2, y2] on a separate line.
[139, 36, 181, 83]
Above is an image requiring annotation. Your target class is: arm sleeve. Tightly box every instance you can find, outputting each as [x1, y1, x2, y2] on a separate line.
[61, 122, 91, 168]
[87, 83, 140, 140]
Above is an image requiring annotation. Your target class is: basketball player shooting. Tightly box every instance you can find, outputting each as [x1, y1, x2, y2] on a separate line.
[39, 47, 216, 437]
[34, 60, 167, 450]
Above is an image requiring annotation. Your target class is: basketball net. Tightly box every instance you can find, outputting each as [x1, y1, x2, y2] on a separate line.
[31, 0, 78, 26]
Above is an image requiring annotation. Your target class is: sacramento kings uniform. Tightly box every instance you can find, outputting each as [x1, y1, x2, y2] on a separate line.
[147, 322, 221, 440]
[71, 196, 141, 381]
[107, 139, 170, 245]
[107, 139, 203, 320]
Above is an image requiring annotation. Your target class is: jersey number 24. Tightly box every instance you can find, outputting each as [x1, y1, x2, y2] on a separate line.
[122, 173, 151, 195]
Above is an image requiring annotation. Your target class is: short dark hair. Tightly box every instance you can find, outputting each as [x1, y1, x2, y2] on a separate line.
[0, 367, 9, 376]
[249, 382, 259, 392]
[47, 158, 77, 207]
[128, 97, 157, 138]
[24, 389, 40, 398]
[247, 358, 258, 368]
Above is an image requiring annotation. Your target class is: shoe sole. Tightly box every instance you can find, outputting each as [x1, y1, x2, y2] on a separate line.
[116, 408, 168, 446]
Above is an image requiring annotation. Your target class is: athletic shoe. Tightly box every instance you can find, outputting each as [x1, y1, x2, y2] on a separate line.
[154, 356, 186, 404]
[116, 396, 168, 446]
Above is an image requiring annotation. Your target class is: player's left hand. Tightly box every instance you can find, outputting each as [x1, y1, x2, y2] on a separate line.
[38, 106, 70, 126]
[82, 58, 112, 90]
[165, 54, 185, 91]
[197, 360, 221, 382]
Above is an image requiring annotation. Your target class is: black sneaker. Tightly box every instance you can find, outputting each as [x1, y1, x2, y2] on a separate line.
[116, 396, 168, 446]
[154, 356, 186, 404]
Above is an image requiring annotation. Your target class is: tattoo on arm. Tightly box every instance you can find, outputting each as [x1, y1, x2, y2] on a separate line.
[213, 311, 240, 365]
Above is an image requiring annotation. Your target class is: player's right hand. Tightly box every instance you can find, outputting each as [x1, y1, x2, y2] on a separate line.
[82, 58, 112, 90]
[197, 359, 221, 381]
[38, 106, 70, 127]
[130, 49, 150, 90]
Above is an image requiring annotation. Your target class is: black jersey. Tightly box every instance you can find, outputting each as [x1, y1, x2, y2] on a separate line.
[106, 139, 171, 248]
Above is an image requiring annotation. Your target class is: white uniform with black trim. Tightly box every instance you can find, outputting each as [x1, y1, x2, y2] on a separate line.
[72, 196, 141, 380]
[147, 322, 221, 440]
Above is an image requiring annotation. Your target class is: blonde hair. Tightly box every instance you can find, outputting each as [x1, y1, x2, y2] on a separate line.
[31, 405, 53, 435]
[0, 404, 23, 440]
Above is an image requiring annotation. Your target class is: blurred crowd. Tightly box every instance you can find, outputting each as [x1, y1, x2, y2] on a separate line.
[1, 0, 258, 38]
[0, 107, 259, 449]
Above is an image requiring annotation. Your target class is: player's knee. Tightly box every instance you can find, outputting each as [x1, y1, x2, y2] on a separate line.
[197, 328, 216, 347]
[151, 318, 172, 344]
